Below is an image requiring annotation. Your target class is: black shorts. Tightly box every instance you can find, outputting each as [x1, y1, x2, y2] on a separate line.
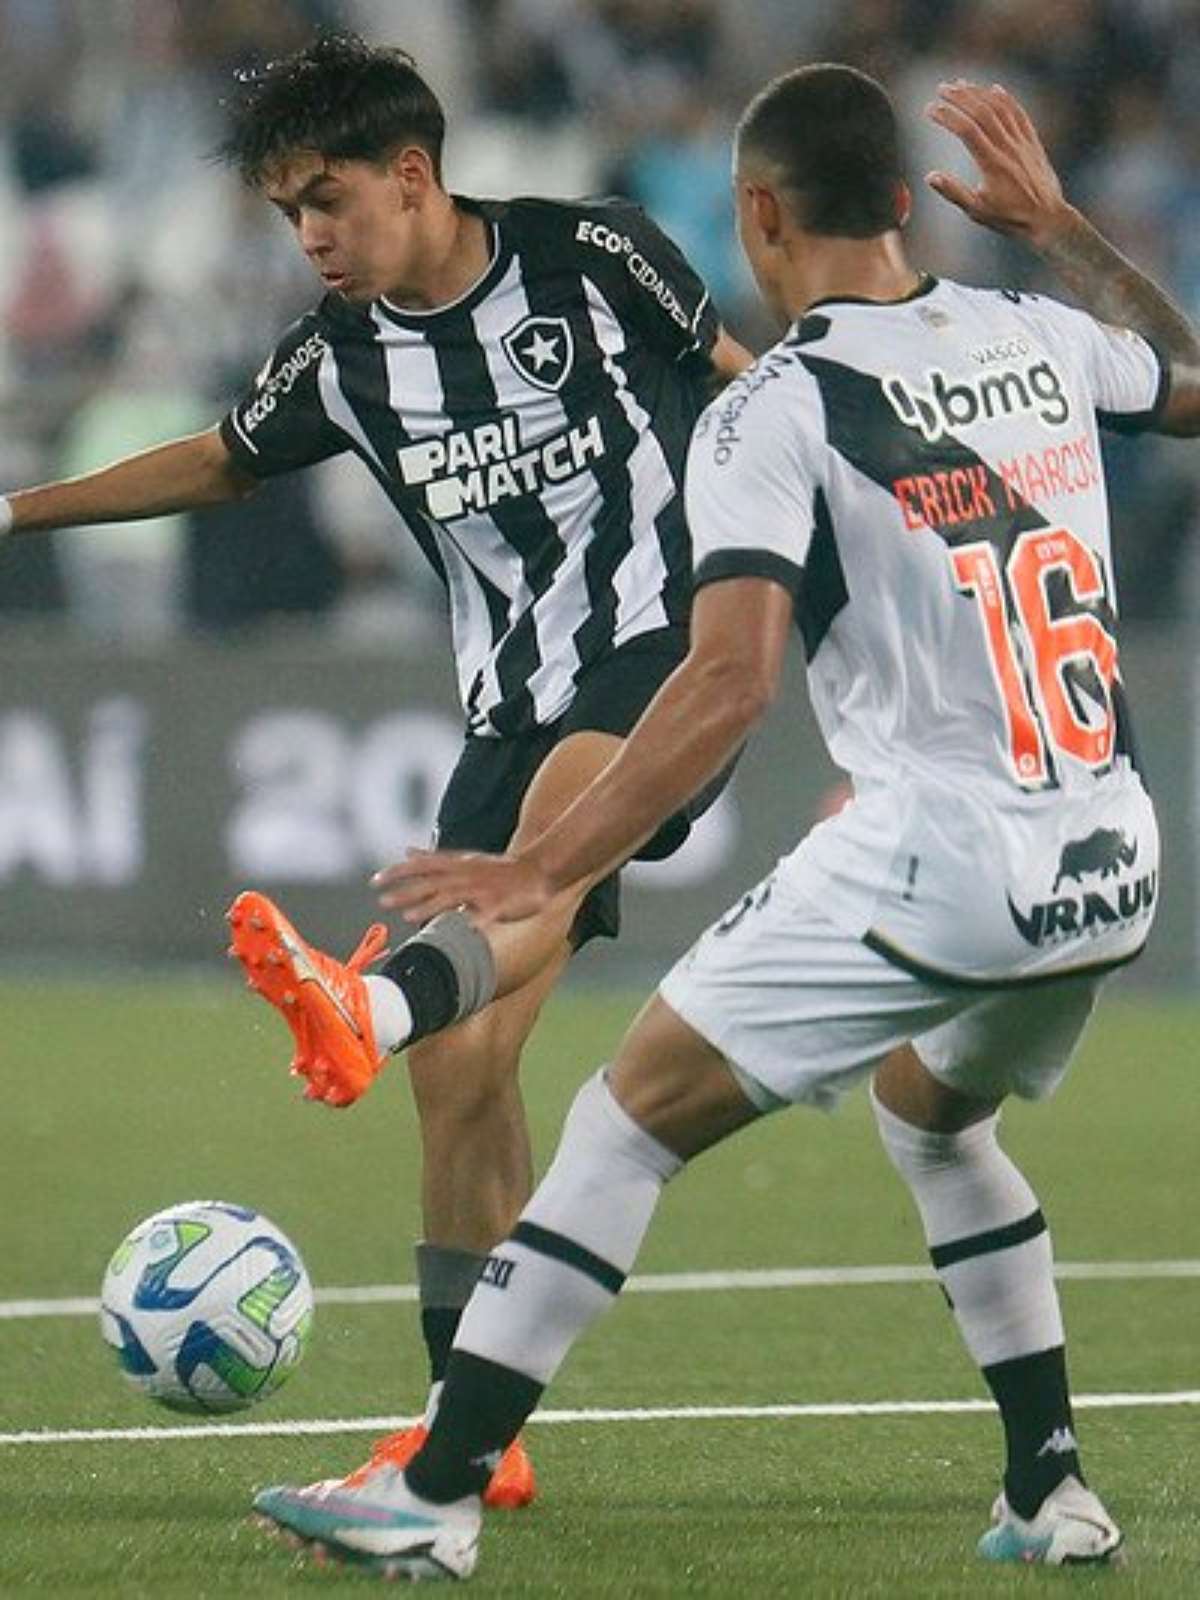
[435, 627, 733, 947]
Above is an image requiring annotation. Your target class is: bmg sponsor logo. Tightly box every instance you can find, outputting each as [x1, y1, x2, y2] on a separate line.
[884, 358, 1070, 443]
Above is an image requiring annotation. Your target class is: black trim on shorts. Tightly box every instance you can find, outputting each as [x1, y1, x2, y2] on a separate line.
[510, 1220, 626, 1295]
[862, 928, 1145, 990]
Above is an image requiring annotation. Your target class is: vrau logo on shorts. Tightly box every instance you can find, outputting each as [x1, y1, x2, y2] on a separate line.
[502, 314, 574, 392]
[1052, 827, 1137, 891]
[1007, 828, 1154, 947]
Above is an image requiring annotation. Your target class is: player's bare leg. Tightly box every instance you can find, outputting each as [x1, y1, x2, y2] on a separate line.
[604, 993, 764, 1156]
[872, 1047, 1122, 1565]
[410, 971, 560, 1257]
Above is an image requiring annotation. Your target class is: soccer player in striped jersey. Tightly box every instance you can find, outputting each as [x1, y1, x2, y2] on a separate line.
[0, 33, 749, 1506]
[247, 68, 1200, 1578]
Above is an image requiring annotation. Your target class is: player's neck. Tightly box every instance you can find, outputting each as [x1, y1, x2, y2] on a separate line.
[786, 231, 923, 318]
[382, 198, 492, 312]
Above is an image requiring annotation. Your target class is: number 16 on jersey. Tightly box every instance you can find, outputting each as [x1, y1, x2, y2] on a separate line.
[951, 525, 1119, 789]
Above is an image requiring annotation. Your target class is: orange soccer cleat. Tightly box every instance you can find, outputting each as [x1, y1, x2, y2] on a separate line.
[344, 1426, 537, 1510]
[481, 1434, 538, 1510]
[227, 890, 390, 1107]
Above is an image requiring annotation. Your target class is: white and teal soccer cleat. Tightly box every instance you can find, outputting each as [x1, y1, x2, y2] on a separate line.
[253, 1463, 481, 1581]
[978, 1475, 1123, 1566]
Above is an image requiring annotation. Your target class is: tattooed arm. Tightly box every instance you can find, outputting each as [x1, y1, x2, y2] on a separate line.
[926, 80, 1200, 437]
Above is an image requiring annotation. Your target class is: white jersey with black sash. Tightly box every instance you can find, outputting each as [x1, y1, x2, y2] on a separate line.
[221, 196, 719, 737]
[685, 276, 1166, 984]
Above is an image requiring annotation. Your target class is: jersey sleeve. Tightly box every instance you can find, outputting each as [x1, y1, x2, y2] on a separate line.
[685, 350, 814, 598]
[572, 197, 720, 362]
[219, 314, 348, 478]
[1035, 298, 1170, 434]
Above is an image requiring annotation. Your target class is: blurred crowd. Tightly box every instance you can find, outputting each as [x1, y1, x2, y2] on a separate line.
[1, 0, 1197, 639]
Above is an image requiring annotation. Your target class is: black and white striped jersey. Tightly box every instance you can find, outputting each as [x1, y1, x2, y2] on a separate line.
[220, 195, 719, 736]
[686, 277, 1165, 981]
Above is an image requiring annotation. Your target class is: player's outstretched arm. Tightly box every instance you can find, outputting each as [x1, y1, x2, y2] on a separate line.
[0, 425, 258, 538]
[375, 576, 795, 925]
[927, 80, 1200, 436]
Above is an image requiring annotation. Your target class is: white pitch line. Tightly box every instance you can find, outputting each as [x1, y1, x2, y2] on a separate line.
[3, 1259, 1198, 1322]
[3, 1391, 1198, 1448]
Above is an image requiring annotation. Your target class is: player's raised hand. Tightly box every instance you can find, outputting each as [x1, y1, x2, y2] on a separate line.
[372, 848, 555, 925]
[925, 81, 1074, 247]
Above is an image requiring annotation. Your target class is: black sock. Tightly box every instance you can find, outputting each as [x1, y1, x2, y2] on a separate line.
[420, 1306, 462, 1385]
[982, 1345, 1083, 1518]
[381, 941, 460, 1043]
[405, 1349, 543, 1503]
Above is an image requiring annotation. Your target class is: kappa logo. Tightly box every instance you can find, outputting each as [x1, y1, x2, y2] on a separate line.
[480, 1253, 516, 1290]
[502, 314, 574, 392]
[1036, 1427, 1079, 1459]
[1007, 828, 1154, 948]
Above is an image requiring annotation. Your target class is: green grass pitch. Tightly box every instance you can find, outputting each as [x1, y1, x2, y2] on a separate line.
[2, 976, 1197, 1595]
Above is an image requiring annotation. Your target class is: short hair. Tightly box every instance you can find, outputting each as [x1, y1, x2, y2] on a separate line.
[217, 32, 445, 187]
[736, 64, 903, 238]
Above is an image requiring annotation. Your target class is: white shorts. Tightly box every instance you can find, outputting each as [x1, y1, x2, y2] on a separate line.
[658, 874, 1105, 1112]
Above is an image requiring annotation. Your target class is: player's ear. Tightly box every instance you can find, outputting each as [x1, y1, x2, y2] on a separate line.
[894, 179, 912, 228]
[389, 144, 439, 204]
[748, 182, 784, 246]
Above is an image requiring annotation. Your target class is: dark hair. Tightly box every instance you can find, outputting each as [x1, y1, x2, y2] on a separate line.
[736, 64, 903, 237]
[217, 32, 445, 186]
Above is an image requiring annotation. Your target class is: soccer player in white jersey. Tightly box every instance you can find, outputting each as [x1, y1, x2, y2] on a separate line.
[246, 67, 1200, 1579]
[0, 34, 749, 1507]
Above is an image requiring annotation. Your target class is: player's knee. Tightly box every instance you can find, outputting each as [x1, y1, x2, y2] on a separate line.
[509, 731, 623, 848]
[871, 1082, 1001, 1177]
[538, 1069, 681, 1192]
[522, 1069, 682, 1269]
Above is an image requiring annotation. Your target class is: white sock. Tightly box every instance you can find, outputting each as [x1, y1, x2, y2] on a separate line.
[454, 1069, 683, 1384]
[364, 974, 413, 1053]
[871, 1087, 1063, 1367]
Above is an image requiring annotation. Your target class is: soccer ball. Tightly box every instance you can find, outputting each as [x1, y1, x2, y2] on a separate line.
[99, 1200, 314, 1414]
